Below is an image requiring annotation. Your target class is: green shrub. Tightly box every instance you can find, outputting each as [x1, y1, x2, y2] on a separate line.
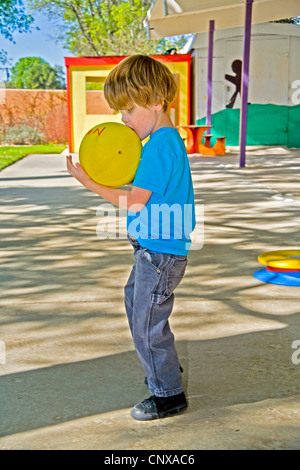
[3, 124, 46, 145]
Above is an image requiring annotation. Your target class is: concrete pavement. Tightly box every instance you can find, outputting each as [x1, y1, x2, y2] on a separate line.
[0, 146, 299, 450]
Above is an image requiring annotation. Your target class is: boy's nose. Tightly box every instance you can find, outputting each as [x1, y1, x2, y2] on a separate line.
[121, 113, 128, 124]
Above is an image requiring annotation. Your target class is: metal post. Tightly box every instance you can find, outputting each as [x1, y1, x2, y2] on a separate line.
[145, 18, 150, 39]
[206, 20, 215, 127]
[163, 0, 168, 16]
[239, 0, 253, 168]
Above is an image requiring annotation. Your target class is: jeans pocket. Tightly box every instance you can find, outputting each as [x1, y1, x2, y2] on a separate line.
[141, 249, 170, 273]
[149, 255, 187, 305]
[167, 257, 187, 293]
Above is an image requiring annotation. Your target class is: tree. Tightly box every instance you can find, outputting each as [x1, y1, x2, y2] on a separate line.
[274, 17, 300, 24]
[0, 0, 34, 42]
[0, 0, 35, 65]
[28, 0, 188, 56]
[9, 57, 65, 89]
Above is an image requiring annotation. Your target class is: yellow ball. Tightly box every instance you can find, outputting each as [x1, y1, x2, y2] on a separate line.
[79, 122, 142, 187]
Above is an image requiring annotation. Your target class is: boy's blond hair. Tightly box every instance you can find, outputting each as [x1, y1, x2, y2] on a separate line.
[104, 54, 177, 112]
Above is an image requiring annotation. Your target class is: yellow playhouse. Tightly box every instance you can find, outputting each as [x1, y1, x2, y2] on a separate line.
[65, 55, 192, 153]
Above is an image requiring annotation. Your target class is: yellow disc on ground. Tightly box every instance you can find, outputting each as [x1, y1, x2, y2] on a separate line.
[79, 122, 142, 187]
[258, 249, 300, 269]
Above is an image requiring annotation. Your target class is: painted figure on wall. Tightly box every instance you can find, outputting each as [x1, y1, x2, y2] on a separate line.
[225, 59, 242, 108]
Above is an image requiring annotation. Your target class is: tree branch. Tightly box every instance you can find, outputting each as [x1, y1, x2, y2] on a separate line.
[70, 3, 100, 55]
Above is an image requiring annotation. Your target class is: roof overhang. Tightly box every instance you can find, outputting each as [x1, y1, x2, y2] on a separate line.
[145, 0, 300, 39]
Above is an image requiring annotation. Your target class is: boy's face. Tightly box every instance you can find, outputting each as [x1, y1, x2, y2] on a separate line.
[120, 103, 163, 141]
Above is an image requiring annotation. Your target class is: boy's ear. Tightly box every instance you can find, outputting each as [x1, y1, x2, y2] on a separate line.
[153, 100, 164, 111]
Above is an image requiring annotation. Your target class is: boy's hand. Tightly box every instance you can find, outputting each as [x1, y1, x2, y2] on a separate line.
[66, 155, 93, 188]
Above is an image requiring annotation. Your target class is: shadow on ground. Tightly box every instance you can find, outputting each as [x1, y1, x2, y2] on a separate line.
[0, 150, 299, 449]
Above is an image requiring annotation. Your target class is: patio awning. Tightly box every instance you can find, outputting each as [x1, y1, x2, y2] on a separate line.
[145, 0, 300, 167]
[146, 0, 300, 38]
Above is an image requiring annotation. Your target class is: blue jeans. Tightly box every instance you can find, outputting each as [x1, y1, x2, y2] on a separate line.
[125, 234, 187, 397]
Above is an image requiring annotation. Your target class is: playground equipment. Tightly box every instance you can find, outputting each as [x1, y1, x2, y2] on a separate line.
[253, 249, 300, 286]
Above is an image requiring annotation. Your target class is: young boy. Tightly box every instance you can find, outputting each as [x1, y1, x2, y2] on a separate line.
[66, 54, 195, 420]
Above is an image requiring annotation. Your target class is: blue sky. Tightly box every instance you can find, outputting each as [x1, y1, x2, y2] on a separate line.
[1, 3, 71, 69]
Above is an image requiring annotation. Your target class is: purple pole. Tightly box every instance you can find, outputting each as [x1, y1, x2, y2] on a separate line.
[206, 20, 215, 127]
[239, 0, 253, 168]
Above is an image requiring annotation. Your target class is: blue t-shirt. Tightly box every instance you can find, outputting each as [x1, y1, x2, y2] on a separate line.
[127, 127, 195, 256]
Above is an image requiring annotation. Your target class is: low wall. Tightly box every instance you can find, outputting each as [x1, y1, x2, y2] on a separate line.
[0, 89, 68, 144]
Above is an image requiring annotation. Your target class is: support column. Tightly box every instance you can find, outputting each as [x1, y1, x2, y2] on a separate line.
[206, 20, 215, 127]
[239, 0, 253, 168]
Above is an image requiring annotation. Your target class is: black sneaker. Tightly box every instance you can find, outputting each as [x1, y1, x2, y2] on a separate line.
[144, 365, 183, 385]
[130, 392, 187, 421]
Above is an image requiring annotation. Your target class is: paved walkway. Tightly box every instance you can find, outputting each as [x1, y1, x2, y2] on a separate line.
[0, 146, 299, 450]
